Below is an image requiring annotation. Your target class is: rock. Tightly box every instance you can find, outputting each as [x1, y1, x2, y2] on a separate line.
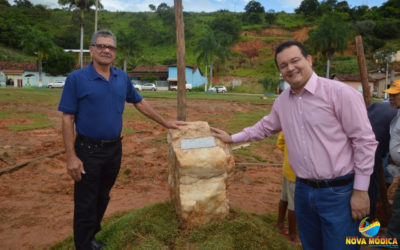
[167, 121, 234, 229]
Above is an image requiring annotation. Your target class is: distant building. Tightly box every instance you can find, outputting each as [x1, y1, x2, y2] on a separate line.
[0, 61, 66, 88]
[64, 49, 91, 68]
[332, 71, 400, 98]
[129, 65, 206, 90]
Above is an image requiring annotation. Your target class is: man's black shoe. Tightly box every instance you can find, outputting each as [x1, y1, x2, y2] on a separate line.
[91, 239, 104, 250]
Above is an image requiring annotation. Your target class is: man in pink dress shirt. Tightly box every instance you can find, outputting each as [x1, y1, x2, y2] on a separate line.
[212, 40, 377, 249]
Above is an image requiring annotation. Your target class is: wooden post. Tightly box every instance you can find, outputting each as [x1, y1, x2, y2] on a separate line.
[355, 36, 371, 107]
[174, 0, 187, 121]
[356, 36, 391, 224]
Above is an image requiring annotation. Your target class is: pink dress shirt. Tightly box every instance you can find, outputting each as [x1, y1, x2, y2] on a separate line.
[232, 73, 378, 191]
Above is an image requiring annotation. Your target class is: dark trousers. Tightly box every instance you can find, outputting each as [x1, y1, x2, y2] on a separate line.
[387, 179, 400, 241]
[73, 137, 122, 250]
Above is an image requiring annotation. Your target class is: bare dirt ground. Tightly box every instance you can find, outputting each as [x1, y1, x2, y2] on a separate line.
[0, 98, 284, 250]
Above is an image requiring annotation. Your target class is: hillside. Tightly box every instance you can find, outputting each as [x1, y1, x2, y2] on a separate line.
[1, 0, 400, 87]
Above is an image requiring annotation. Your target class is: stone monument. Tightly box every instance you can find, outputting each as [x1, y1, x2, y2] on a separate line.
[167, 121, 234, 229]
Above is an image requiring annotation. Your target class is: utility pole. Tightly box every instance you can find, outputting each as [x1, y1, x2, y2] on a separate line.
[174, 0, 187, 121]
[355, 36, 371, 107]
[94, 0, 98, 32]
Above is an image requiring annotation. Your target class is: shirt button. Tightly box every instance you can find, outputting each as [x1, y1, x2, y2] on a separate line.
[299, 97, 302, 100]
[304, 156, 307, 160]
[299, 111, 303, 114]
[301, 126, 304, 129]
[303, 141, 306, 144]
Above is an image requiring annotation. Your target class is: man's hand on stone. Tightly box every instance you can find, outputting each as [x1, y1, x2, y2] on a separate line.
[210, 127, 233, 144]
[66, 155, 85, 182]
[165, 120, 187, 129]
[350, 190, 370, 220]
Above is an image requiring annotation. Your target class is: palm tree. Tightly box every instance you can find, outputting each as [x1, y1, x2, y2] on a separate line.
[21, 28, 55, 87]
[194, 27, 229, 90]
[306, 14, 351, 78]
[116, 30, 142, 72]
[58, 0, 101, 68]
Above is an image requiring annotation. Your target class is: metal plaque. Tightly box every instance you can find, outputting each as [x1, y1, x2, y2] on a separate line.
[180, 137, 216, 150]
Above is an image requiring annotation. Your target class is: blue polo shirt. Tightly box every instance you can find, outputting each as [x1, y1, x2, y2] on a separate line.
[58, 62, 142, 140]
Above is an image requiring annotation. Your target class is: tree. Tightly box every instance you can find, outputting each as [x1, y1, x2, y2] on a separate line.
[149, 4, 156, 11]
[295, 0, 320, 16]
[210, 13, 241, 45]
[306, 14, 351, 78]
[0, 0, 10, 7]
[58, 0, 100, 68]
[21, 28, 56, 86]
[244, 0, 265, 24]
[14, 0, 33, 8]
[265, 10, 276, 24]
[43, 48, 75, 76]
[335, 1, 350, 13]
[195, 27, 229, 90]
[116, 30, 142, 72]
[244, 0, 265, 13]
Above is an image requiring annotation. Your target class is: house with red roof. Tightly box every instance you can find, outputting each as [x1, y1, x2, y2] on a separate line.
[0, 61, 67, 88]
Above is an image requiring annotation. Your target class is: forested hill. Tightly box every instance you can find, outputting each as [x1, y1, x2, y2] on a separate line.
[0, 0, 399, 79]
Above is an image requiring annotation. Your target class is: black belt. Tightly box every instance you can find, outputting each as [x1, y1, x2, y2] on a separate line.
[77, 134, 123, 146]
[298, 175, 354, 188]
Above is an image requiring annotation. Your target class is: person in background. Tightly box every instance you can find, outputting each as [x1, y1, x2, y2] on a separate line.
[212, 40, 377, 249]
[276, 132, 297, 242]
[58, 30, 185, 250]
[383, 81, 400, 241]
[367, 100, 397, 219]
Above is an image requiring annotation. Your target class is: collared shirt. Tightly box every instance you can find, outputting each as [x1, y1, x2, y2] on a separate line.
[232, 73, 377, 191]
[58, 62, 142, 140]
[389, 110, 400, 165]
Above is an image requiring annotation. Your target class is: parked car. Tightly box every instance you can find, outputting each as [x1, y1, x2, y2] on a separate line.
[133, 84, 142, 91]
[209, 85, 227, 93]
[142, 83, 157, 91]
[169, 84, 192, 91]
[47, 80, 65, 88]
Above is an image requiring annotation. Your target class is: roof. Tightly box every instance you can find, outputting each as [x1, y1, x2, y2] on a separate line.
[2, 69, 24, 74]
[0, 61, 37, 72]
[332, 73, 375, 82]
[130, 65, 169, 73]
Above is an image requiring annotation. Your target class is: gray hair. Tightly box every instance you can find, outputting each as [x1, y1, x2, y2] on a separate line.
[90, 30, 117, 47]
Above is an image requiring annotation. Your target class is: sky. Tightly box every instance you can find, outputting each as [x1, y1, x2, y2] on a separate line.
[9, 0, 388, 13]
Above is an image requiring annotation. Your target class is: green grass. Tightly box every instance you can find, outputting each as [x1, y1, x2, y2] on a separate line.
[0, 111, 52, 131]
[49, 202, 300, 250]
[0, 88, 62, 105]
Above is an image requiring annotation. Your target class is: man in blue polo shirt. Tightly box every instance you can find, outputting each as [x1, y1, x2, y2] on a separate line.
[58, 30, 184, 250]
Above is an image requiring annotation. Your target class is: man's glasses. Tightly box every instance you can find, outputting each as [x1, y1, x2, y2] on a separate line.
[93, 44, 117, 51]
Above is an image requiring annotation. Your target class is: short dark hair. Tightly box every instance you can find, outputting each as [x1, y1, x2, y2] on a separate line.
[274, 40, 309, 68]
[90, 30, 117, 47]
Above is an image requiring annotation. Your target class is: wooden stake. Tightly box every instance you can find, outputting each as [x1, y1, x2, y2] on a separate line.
[174, 0, 187, 121]
[355, 35, 371, 107]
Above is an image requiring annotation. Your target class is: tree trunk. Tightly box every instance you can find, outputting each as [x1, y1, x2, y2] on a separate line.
[174, 0, 186, 121]
[325, 54, 330, 79]
[80, 9, 84, 69]
[204, 65, 208, 92]
[123, 55, 127, 72]
[38, 59, 42, 88]
[94, 0, 98, 32]
[209, 61, 213, 89]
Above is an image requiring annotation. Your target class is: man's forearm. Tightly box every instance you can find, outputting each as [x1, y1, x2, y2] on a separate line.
[62, 113, 76, 158]
[134, 99, 168, 127]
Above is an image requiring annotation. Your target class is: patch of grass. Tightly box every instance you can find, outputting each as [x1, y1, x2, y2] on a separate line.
[0, 111, 52, 131]
[0, 88, 62, 105]
[226, 109, 270, 134]
[49, 202, 299, 250]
